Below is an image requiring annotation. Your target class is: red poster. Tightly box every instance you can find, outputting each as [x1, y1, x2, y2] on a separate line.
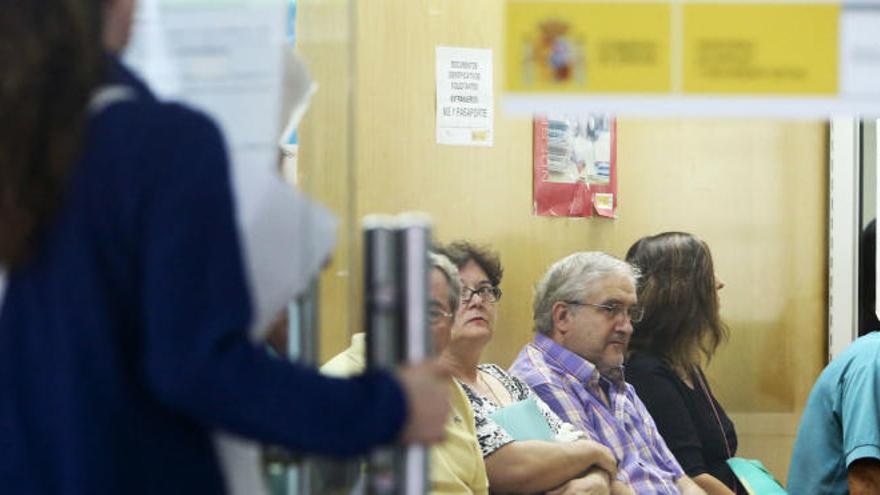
[533, 115, 617, 218]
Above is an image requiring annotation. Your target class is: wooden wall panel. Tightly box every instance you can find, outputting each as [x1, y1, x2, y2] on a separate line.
[296, 0, 354, 363]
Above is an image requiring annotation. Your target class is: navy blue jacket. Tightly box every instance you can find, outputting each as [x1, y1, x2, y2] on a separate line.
[0, 59, 405, 494]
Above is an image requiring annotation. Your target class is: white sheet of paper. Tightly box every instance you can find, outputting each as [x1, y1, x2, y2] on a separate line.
[236, 168, 337, 340]
[126, 1, 288, 154]
[435, 46, 494, 146]
[126, 0, 332, 362]
[126, 2, 334, 494]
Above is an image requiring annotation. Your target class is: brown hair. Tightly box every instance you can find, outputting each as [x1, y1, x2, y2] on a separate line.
[434, 241, 503, 287]
[0, 1, 105, 267]
[625, 232, 728, 370]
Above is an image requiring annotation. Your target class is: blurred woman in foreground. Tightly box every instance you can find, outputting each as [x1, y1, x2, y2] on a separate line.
[0, 2, 447, 492]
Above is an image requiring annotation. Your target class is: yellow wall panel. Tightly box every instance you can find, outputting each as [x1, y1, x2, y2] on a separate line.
[683, 3, 839, 94]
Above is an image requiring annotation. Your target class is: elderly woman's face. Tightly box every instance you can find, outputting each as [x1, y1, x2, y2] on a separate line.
[455, 261, 497, 339]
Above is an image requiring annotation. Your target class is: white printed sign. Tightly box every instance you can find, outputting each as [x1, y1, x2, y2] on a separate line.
[435, 46, 493, 146]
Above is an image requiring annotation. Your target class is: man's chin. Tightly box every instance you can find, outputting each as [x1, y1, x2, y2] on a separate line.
[599, 354, 625, 374]
[601, 364, 625, 383]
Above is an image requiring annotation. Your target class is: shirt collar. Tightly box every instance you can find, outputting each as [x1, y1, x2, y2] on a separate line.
[533, 333, 627, 388]
[533, 333, 604, 389]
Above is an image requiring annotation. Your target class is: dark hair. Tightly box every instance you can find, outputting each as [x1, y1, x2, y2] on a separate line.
[0, 1, 105, 267]
[434, 241, 503, 287]
[860, 220, 879, 336]
[625, 232, 728, 370]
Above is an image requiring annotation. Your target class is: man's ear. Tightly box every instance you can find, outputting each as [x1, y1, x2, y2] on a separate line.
[551, 301, 571, 336]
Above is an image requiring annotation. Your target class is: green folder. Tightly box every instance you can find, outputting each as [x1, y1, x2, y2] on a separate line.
[489, 396, 555, 442]
[727, 458, 787, 495]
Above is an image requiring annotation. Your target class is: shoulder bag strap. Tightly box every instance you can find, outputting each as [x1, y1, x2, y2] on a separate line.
[88, 85, 136, 115]
[693, 365, 734, 459]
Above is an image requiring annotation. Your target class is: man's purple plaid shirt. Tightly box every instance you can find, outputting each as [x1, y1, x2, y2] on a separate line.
[510, 333, 685, 494]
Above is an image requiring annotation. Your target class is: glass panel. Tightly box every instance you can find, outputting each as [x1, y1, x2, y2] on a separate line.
[280, 1, 362, 494]
[295, 0, 356, 361]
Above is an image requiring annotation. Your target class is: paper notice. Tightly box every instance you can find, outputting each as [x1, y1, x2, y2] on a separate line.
[436, 46, 494, 146]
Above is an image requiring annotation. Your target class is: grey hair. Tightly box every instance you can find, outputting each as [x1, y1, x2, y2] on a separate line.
[533, 252, 639, 336]
[429, 252, 461, 314]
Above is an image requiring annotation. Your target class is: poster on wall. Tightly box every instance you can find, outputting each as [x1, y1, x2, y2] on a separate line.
[435, 46, 494, 147]
[533, 115, 616, 218]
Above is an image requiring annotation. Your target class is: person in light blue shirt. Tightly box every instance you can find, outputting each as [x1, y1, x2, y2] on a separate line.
[788, 332, 880, 493]
[789, 221, 880, 494]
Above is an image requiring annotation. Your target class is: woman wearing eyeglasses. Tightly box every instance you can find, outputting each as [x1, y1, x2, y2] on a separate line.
[436, 241, 630, 495]
[624, 232, 744, 495]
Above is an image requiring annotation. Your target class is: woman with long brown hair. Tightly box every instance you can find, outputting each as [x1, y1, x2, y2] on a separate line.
[624, 232, 744, 495]
[0, 2, 448, 493]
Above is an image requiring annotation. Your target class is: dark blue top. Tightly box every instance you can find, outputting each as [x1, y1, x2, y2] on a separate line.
[0, 59, 406, 494]
[626, 352, 744, 493]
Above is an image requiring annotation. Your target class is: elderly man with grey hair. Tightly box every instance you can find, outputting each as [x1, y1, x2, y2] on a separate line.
[510, 252, 707, 495]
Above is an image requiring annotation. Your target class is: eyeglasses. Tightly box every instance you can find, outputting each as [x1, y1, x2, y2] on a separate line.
[429, 307, 454, 324]
[565, 301, 644, 323]
[461, 285, 502, 305]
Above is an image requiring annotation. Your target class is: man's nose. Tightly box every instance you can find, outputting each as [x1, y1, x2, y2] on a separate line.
[617, 317, 634, 335]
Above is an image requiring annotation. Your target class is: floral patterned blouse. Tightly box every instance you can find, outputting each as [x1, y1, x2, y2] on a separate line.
[458, 363, 584, 458]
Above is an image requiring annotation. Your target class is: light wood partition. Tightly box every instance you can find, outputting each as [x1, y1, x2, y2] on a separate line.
[298, 0, 829, 484]
[296, 0, 354, 360]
